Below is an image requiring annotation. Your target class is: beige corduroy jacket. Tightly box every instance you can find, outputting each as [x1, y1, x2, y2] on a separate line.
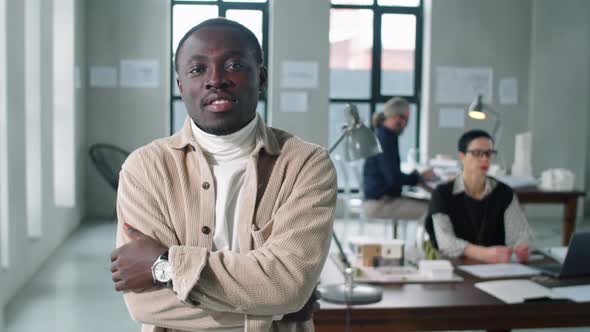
[115, 116, 337, 332]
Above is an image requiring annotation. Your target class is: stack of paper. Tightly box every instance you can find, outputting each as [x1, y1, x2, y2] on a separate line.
[458, 263, 540, 279]
[552, 285, 590, 302]
[475, 280, 557, 304]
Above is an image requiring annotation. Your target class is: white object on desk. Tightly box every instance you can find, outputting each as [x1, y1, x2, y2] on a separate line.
[429, 156, 460, 169]
[540, 168, 575, 191]
[458, 263, 540, 279]
[487, 164, 506, 177]
[491, 175, 537, 189]
[541, 246, 568, 264]
[419, 260, 453, 279]
[355, 265, 463, 284]
[475, 279, 558, 304]
[552, 285, 590, 303]
[511, 131, 532, 177]
[402, 186, 431, 200]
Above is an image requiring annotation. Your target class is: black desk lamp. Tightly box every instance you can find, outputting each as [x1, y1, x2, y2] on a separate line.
[468, 94, 503, 147]
[468, 94, 507, 171]
[320, 103, 383, 305]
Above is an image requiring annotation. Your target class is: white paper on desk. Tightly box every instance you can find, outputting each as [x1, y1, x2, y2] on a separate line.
[281, 61, 318, 89]
[435, 66, 493, 104]
[499, 78, 518, 105]
[475, 279, 555, 304]
[552, 285, 590, 302]
[280, 91, 308, 112]
[439, 108, 464, 128]
[458, 263, 540, 279]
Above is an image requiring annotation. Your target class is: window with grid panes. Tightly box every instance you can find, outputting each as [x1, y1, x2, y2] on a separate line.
[329, 0, 423, 189]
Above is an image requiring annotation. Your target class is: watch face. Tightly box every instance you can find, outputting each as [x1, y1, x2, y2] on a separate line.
[154, 260, 172, 283]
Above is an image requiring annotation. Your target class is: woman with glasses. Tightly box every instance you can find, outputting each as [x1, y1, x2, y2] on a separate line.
[425, 130, 533, 263]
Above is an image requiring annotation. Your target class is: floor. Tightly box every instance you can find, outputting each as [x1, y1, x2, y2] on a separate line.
[4, 216, 590, 332]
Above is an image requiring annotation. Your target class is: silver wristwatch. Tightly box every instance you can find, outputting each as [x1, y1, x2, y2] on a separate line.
[151, 250, 172, 287]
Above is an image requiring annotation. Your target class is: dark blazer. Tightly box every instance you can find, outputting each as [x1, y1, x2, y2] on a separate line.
[363, 126, 419, 200]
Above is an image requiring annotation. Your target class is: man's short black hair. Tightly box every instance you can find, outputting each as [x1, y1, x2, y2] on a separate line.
[458, 129, 493, 153]
[174, 17, 264, 73]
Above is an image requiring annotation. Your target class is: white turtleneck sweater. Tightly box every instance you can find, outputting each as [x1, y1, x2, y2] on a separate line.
[191, 116, 283, 326]
[191, 116, 257, 253]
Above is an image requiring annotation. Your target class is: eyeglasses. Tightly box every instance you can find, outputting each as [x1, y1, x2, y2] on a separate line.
[466, 149, 497, 158]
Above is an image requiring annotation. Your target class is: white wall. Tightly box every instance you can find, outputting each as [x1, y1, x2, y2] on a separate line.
[423, 0, 532, 168]
[423, 0, 590, 218]
[1, 0, 86, 312]
[267, 0, 331, 148]
[529, 0, 590, 217]
[85, 0, 169, 219]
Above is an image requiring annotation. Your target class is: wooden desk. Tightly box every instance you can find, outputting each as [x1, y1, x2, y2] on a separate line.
[315, 258, 590, 332]
[515, 188, 585, 245]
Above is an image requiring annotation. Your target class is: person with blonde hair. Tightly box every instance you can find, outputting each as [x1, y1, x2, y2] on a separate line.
[363, 97, 435, 224]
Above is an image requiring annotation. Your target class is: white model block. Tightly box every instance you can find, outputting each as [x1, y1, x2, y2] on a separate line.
[419, 260, 453, 279]
[381, 244, 403, 259]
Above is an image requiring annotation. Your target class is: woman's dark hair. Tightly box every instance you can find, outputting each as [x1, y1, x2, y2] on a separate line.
[458, 130, 493, 153]
[174, 18, 263, 73]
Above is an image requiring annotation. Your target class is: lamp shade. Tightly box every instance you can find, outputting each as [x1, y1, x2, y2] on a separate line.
[468, 94, 486, 120]
[341, 104, 382, 161]
[343, 125, 382, 161]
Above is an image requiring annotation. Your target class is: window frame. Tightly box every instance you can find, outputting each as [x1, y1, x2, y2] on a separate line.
[330, 0, 423, 146]
[169, 0, 269, 134]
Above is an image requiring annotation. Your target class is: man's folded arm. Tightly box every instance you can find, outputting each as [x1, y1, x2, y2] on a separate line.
[172, 148, 337, 316]
[118, 147, 336, 319]
[116, 158, 244, 331]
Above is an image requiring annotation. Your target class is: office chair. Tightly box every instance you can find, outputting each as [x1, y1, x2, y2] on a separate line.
[339, 160, 404, 239]
[88, 143, 130, 191]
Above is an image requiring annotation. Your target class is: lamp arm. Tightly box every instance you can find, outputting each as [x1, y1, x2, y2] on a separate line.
[332, 232, 352, 269]
[328, 127, 351, 154]
[486, 106, 503, 148]
[485, 105, 507, 171]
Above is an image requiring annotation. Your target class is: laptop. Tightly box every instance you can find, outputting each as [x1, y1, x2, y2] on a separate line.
[534, 232, 590, 278]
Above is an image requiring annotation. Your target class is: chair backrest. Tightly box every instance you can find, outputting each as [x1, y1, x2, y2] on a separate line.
[89, 144, 130, 191]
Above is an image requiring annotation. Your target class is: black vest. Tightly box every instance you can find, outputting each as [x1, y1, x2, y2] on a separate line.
[425, 178, 514, 249]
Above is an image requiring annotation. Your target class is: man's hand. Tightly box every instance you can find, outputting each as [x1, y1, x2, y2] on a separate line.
[281, 288, 321, 322]
[419, 168, 437, 182]
[111, 223, 168, 291]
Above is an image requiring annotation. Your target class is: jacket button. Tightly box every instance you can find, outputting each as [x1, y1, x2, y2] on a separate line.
[201, 226, 211, 235]
[202, 182, 210, 190]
